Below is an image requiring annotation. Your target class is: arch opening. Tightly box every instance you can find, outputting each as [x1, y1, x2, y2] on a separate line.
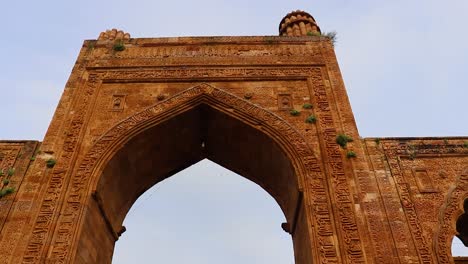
[453, 198, 468, 258]
[74, 103, 311, 263]
[111, 159, 295, 264]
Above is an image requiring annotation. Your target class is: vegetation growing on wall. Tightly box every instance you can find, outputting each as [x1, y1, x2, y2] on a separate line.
[336, 134, 353, 148]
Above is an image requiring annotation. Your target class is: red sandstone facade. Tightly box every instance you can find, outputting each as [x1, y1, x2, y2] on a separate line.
[0, 11, 467, 263]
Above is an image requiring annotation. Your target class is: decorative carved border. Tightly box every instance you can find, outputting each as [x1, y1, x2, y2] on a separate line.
[384, 140, 468, 157]
[309, 68, 366, 263]
[98, 67, 318, 81]
[88, 40, 324, 67]
[22, 74, 102, 263]
[111, 43, 320, 59]
[435, 168, 468, 263]
[381, 142, 435, 263]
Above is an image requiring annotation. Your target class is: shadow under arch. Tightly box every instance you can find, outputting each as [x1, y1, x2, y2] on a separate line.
[435, 167, 468, 263]
[66, 83, 326, 264]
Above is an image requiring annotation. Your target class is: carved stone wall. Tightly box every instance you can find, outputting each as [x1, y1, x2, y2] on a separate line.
[365, 138, 468, 263]
[0, 141, 39, 264]
[0, 33, 466, 264]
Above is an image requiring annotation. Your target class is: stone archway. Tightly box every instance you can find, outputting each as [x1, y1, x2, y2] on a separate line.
[39, 84, 338, 263]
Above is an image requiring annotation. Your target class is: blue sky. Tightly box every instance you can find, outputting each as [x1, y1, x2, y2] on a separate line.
[1, 0, 467, 261]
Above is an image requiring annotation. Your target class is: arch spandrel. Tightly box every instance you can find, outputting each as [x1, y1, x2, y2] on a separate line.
[42, 83, 340, 264]
[87, 84, 321, 180]
[435, 167, 468, 263]
[88, 83, 318, 184]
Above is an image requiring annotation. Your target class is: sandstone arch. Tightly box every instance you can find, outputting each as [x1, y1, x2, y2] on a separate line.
[41, 84, 335, 263]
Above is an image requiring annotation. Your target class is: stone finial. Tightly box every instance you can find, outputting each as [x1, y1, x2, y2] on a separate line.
[98, 29, 131, 41]
[279, 10, 321, 37]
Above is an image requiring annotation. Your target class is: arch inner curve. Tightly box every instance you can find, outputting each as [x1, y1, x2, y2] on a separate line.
[73, 85, 315, 264]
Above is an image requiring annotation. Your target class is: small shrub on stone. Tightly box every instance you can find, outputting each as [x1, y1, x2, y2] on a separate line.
[323, 31, 337, 46]
[346, 151, 357, 158]
[302, 103, 313, 109]
[290, 109, 300, 116]
[46, 158, 57, 168]
[306, 31, 321, 37]
[0, 187, 15, 198]
[336, 134, 353, 148]
[113, 40, 125, 51]
[305, 115, 317, 124]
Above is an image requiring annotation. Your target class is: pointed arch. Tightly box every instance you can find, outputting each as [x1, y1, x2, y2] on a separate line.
[43, 83, 335, 263]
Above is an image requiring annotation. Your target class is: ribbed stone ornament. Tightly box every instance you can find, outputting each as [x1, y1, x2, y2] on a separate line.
[98, 28, 131, 41]
[279, 10, 321, 36]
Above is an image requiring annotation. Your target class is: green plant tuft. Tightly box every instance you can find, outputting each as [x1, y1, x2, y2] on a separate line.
[290, 109, 300, 116]
[0, 170, 3, 177]
[7, 168, 14, 177]
[87, 41, 96, 52]
[30, 156, 36, 161]
[374, 138, 381, 145]
[464, 141, 468, 148]
[336, 134, 353, 148]
[346, 151, 357, 158]
[305, 115, 317, 124]
[4, 187, 14, 194]
[302, 103, 313, 109]
[0, 187, 15, 198]
[46, 158, 57, 168]
[306, 31, 321, 37]
[3, 179, 10, 185]
[322, 31, 337, 46]
[113, 40, 125, 51]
